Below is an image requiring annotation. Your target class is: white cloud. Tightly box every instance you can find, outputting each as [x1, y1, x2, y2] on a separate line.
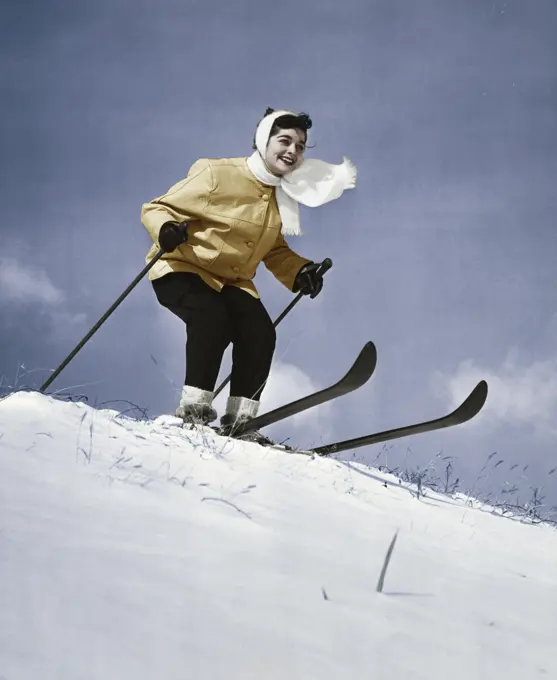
[433, 349, 557, 439]
[0, 256, 86, 335]
[0, 257, 65, 306]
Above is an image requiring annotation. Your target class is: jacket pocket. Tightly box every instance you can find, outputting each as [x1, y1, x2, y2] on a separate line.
[187, 224, 229, 268]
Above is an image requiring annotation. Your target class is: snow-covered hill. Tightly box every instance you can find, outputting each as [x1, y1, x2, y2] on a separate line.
[1, 391, 555, 679]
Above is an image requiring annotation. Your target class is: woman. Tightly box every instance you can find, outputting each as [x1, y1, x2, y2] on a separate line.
[141, 107, 356, 437]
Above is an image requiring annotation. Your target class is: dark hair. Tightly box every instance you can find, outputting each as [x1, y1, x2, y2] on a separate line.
[252, 107, 313, 150]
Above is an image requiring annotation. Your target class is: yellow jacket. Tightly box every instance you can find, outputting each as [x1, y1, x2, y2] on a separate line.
[141, 157, 311, 298]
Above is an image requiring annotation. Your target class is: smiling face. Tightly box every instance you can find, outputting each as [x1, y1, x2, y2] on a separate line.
[264, 127, 307, 176]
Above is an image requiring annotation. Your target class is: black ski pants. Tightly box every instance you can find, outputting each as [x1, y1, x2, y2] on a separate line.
[152, 272, 276, 400]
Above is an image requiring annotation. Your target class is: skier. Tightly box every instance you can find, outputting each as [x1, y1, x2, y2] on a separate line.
[141, 107, 356, 438]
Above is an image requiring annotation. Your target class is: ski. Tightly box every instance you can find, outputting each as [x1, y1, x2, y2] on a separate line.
[310, 379, 488, 457]
[233, 341, 378, 436]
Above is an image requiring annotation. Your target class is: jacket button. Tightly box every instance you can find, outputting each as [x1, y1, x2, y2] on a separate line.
[262, 194, 269, 202]
[247, 241, 254, 247]
[232, 266, 240, 272]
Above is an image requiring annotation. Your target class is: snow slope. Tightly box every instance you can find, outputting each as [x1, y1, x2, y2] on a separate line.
[1, 391, 555, 679]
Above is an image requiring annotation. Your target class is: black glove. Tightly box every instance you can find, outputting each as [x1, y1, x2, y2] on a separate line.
[294, 262, 324, 299]
[158, 220, 189, 253]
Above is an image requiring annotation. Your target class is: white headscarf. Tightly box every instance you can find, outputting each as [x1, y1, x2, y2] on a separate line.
[246, 109, 357, 236]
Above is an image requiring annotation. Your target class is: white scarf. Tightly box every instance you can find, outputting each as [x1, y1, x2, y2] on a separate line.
[246, 109, 357, 236]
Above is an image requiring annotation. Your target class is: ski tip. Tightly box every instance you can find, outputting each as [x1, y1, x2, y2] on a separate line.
[473, 379, 488, 402]
[357, 341, 378, 374]
[363, 340, 378, 359]
[336, 341, 377, 391]
[458, 379, 488, 420]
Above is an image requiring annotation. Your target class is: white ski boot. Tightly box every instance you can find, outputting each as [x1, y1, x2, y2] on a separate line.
[219, 396, 275, 446]
[175, 385, 217, 425]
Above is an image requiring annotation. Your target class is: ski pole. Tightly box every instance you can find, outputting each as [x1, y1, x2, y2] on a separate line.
[39, 248, 166, 393]
[213, 257, 333, 398]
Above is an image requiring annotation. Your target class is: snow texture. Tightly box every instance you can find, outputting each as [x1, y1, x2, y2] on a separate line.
[0, 391, 555, 679]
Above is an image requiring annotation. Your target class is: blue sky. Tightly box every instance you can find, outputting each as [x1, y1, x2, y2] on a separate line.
[1, 0, 556, 505]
